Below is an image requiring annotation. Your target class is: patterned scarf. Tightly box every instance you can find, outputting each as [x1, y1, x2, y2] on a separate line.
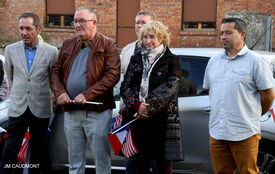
[139, 44, 165, 101]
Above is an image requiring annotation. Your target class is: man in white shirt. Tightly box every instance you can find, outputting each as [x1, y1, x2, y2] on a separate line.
[203, 17, 275, 174]
[120, 10, 156, 75]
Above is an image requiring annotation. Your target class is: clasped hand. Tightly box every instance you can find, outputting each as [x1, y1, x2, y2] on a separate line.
[137, 102, 150, 119]
[57, 92, 86, 105]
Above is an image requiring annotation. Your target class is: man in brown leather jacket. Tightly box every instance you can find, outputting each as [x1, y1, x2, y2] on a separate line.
[50, 6, 120, 174]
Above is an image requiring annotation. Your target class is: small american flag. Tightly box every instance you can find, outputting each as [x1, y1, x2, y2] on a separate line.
[111, 115, 123, 131]
[108, 117, 138, 158]
[121, 128, 138, 158]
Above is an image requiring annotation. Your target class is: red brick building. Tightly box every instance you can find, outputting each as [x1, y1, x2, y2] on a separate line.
[0, 0, 274, 51]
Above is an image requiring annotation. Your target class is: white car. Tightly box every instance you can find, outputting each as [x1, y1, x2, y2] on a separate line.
[1, 48, 275, 173]
[170, 48, 275, 173]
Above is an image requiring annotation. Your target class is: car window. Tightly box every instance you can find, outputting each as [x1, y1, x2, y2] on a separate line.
[113, 84, 120, 101]
[178, 55, 209, 97]
[270, 60, 275, 78]
[113, 55, 210, 100]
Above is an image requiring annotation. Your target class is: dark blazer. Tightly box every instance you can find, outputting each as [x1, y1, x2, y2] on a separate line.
[120, 46, 181, 159]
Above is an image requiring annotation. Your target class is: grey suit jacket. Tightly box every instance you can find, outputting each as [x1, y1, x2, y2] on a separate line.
[5, 40, 58, 118]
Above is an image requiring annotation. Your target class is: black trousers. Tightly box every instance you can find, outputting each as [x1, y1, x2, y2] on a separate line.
[134, 155, 172, 174]
[0, 107, 50, 174]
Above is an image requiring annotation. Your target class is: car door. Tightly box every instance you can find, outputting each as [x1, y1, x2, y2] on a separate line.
[173, 55, 214, 173]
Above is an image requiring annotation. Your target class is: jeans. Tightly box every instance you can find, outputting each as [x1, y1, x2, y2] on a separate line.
[64, 109, 112, 174]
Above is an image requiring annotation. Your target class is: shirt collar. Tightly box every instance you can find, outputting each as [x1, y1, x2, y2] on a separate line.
[24, 40, 39, 50]
[77, 32, 98, 48]
[222, 44, 248, 60]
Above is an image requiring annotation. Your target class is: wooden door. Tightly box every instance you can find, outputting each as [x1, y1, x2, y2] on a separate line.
[117, 0, 140, 48]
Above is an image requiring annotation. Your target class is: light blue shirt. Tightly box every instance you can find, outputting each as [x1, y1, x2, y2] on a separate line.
[67, 46, 90, 99]
[203, 45, 274, 141]
[25, 41, 39, 72]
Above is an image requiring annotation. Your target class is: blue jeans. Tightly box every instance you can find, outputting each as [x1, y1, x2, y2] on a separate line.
[64, 109, 112, 174]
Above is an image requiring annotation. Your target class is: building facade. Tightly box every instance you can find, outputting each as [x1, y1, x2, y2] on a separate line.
[0, 0, 274, 51]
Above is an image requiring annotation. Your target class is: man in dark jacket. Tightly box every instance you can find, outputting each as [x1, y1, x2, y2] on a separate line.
[50, 6, 120, 174]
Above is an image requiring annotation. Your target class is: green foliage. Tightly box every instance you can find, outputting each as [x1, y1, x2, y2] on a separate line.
[40, 31, 46, 41]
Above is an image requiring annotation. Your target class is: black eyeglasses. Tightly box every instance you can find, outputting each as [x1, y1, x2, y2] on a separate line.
[73, 19, 95, 25]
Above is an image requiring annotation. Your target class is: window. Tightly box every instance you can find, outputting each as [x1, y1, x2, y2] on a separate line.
[178, 56, 209, 96]
[46, 0, 75, 28]
[113, 83, 121, 101]
[183, 0, 217, 29]
[114, 56, 210, 99]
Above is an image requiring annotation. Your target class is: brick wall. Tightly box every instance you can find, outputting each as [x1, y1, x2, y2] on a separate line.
[0, 0, 117, 48]
[140, 0, 183, 48]
[0, 0, 45, 43]
[0, 0, 274, 51]
[41, 0, 117, 48]
[179, 0, 275, 49]
[179, 31, 220, 48]
[216, 0, 275, 51]
[74, 0, 117, 40]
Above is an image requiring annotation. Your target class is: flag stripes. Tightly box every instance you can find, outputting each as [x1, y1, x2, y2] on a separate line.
[111, 115, 123, 130]
[121, 128, 138, 158]
[108, 115, 138, 158]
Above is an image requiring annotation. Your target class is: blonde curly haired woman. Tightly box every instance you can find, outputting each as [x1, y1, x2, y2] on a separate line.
[121, 21, 181, 174]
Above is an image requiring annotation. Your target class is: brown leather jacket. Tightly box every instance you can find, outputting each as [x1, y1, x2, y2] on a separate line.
[51, 32, 120, 112]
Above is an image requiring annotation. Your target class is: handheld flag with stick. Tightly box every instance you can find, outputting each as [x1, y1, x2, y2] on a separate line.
[0, 127, 7, 143]
[17, 129, 30, 163]
[108, 116, 138, 158]
[66, 99, 103, 105]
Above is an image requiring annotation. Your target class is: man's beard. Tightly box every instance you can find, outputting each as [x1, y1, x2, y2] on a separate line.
[223, 41, 232, 51]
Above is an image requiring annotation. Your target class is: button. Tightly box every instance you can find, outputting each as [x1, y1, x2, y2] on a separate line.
[27, 79, 30, 81]
[27, 91, 30, 94]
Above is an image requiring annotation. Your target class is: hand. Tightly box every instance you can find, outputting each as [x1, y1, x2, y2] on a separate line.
[74, 94, 86, 105]
[57, 93, 69, 105]
[137, 102, 149, 119]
